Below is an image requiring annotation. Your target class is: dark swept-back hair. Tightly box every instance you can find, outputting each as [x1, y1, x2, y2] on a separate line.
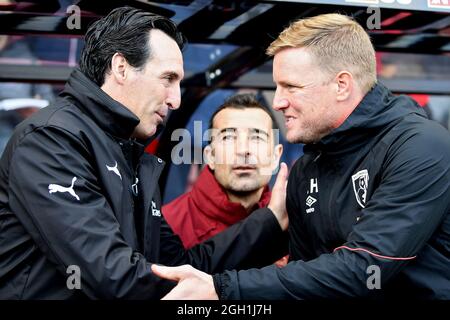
[209, 93, 278, 131]
[79, 6, 185, 86]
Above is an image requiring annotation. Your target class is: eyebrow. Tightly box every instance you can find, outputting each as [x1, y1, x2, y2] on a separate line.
[278, 80, 301, 88]
[277, 80, 291, 86]
[218, 128, 236, 135]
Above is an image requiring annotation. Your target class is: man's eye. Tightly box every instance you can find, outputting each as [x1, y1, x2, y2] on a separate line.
[286, 84, 297, 90]
[222, 135, 236, 141]
[251, 135, 265, 142]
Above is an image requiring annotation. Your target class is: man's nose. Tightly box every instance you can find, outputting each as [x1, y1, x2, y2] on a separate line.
[166, 85, 181, 110]
[273, 88, 289, 111]
[235, 133, 250, 156]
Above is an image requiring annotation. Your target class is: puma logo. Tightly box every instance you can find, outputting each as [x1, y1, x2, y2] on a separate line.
[106, 161, 122, 180]
[48, 177, 80, 201]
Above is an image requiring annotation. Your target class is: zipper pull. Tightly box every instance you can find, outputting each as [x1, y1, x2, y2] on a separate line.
[132, 177, 139, 196]
[313, 151, 322, 162]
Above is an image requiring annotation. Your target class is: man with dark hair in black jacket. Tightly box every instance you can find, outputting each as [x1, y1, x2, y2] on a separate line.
[0, 7, 288, 299]
[153, 13, 450, 299]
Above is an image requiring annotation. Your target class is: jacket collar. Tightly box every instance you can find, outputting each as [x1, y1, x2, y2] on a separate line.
[190, 167, 271, 225]
[60, 67, 140, 140]
[306, 83, 428, 155]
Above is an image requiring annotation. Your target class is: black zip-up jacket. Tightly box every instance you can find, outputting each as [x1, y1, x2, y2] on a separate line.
[214, 84, 450, 299]
[0, 68, 286, 299]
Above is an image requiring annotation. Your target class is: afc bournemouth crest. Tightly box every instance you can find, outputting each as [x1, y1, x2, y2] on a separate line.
[352, 169, 369, 208]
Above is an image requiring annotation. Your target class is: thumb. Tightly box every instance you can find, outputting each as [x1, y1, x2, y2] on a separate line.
[273, 162, 288, 191]
[151, 264, 183, 282]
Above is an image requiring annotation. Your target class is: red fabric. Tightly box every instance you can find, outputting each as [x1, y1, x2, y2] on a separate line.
[162, 167, 271, 249]
[145, 138, 159, 154]
[407, 94, 429, 108]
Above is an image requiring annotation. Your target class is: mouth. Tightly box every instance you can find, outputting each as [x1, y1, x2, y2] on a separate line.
[232, 165, 257, 173]
[285, 115, 296, 127]
[156, 111, 167, 124]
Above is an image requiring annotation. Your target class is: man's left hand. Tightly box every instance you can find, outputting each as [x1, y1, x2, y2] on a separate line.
[151, 264, 218, 300]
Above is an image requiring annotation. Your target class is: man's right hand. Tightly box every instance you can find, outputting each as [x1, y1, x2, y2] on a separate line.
[151, 264, 218, 300]
[268, 162, 289, 231]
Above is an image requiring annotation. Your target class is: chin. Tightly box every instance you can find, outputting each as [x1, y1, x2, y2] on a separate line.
[148, 128, 157, 137]
[231, 180, 261, 192]
[143, 125, 157, 138]
[286, 134, 300, 144]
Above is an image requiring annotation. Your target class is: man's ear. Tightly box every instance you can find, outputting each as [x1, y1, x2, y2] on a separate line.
[335, 71, 353, 102]
[271, 144, 283, 171]
[110, 52, 128, 85]
[203, 145, 215, 170]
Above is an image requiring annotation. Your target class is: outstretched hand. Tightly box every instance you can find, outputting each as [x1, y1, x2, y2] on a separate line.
[268, 162, 289, 231]
[151, 264, 218, 300]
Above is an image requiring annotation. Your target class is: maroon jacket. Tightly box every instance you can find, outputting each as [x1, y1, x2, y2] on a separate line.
[163, 167, 271, 249]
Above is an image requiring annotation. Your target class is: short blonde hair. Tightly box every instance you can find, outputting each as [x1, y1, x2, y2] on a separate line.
[267, 13, 377, 93]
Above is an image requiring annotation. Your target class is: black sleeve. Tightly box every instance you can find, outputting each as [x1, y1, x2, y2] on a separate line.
[8, 127, 173, 299]
[9, 126, 288, 299]
[159, 207, 289, 272]
[214, 127, 450, 299]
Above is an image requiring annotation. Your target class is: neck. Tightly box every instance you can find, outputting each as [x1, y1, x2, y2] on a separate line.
[101, 81, 120, 103]
[333, 91, 365, 129]
[225, 187, 265, 213]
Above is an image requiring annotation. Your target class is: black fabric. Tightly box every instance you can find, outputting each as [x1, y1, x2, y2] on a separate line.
[214, 83, 450, 299]
[0, 68, 287, 299]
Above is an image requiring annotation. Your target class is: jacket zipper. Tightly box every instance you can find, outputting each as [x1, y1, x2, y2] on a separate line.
[312, 149, 340, 246]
